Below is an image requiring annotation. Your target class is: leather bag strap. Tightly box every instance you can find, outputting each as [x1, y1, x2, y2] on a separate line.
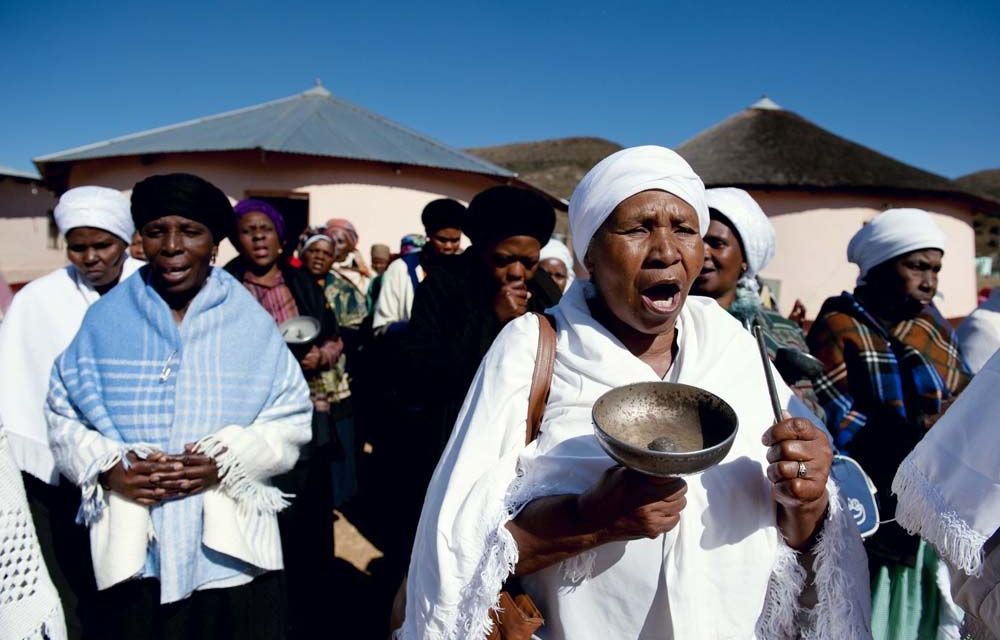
[526, 312, 557, 445]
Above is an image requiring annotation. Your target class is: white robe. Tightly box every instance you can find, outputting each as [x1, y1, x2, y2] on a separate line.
[372, 257, 423, 330]
[956, 288, 1000, 374]
[0, 258, 143, 483]
[399, 281, 871, 640]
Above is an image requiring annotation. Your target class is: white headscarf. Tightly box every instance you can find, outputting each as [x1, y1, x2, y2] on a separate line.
[705, 187, 775, 292]
[568, 146, 708, 262]
[539, 238, 575, 288]
[53, 186, 134, 244]
[847, 208, 946, 284]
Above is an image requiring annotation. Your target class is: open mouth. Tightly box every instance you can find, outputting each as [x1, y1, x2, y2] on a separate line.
[160, 265, 191, 284]
[641, 282, 682, 316]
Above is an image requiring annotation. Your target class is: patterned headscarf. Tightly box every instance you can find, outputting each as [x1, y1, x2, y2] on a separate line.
[400, 233, 426, 255]
[325, 218, 359, 250]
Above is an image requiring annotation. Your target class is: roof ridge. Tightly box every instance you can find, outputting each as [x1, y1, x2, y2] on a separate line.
[319, 92, 514, 176]
[34, 91, 306, 162]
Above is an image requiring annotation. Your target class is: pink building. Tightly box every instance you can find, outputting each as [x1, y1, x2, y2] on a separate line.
[34, 84, 561, 266]
[677, 98, 998, 320]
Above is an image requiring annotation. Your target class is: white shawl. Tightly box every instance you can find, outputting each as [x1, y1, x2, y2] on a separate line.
[399, 282, 870, 639]
[893, 349, 1000, 577]
[0, 258, 142, 484]
[956, 287, 1000, 374]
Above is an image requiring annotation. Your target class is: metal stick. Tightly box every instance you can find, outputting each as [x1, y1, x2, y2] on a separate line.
[752, 324, 784, 423]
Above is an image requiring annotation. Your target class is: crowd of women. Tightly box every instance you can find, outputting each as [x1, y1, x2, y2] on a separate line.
[0, 145, 997, 640]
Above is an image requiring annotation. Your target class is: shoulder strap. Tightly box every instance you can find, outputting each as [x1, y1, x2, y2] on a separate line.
[526, 312, 557, 445]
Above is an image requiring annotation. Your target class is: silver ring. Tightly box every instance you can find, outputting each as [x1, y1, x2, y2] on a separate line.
[796, 461, 808, 479]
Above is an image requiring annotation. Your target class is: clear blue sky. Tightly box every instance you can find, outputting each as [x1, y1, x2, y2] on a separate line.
[1, 0, 997, 178]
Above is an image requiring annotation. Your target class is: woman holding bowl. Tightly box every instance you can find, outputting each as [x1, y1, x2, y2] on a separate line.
[398, 147, 871, 639]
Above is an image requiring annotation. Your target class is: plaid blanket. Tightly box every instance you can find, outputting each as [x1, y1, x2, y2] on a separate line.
[807, 291, 971, 451]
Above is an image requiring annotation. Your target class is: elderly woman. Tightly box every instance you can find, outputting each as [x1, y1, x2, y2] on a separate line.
[690, 187, 824, 419]
[538, 237, 575, 293]
[46, 174, 311, 639]
[325, 217, 372, 331]
[399, 147, 871, 639]
[225, 203, 345, 638]
[0, 186, 142, 636]
[807, 208, 972, 639]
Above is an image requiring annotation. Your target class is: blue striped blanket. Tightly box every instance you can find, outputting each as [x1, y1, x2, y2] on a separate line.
[47, 266, 311, 603]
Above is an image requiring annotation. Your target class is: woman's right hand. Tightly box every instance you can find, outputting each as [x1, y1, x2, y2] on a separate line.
[98, 451, 184, 506]
[577, 466, 688, 542]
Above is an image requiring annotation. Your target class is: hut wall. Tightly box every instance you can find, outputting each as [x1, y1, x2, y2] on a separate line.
[65, 151, 508, 264]
[750, 190, 978, 320]
[0, 177, 61, 283]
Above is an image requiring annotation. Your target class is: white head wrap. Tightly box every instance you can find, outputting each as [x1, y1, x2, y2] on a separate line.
[302, 234, 333, 252]
[705, 187, 776, 293]
[539, 238, 576, 289]
[53, 186, 134, 244]
[847, 208, 946, 284]
[568, 145, 709, 262]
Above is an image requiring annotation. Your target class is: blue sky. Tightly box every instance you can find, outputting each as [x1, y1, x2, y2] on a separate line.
[1, 1, 997, 178]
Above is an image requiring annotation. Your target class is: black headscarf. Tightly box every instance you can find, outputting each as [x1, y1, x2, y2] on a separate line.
[463, 186, 555, 247]
[421, 198, 467, 234]
[131, 173, 233, 243]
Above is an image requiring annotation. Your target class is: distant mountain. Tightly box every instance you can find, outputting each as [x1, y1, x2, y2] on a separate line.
[467, 137, 623, 200]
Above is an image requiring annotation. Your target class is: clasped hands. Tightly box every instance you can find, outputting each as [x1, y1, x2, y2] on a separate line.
[98, 444, 222, 506]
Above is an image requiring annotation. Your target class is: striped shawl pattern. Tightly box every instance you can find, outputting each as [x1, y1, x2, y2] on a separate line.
[46, 267, 311, 603]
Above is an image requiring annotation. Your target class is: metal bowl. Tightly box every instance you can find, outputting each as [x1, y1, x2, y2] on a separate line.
[592, 382, 739, 477]
[278, 315, 321, 345]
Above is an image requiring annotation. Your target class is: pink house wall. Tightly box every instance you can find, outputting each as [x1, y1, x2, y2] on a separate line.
[0, 178, 61, 283]
[65, 151, 513, 265]
[750, 189, 978, 320]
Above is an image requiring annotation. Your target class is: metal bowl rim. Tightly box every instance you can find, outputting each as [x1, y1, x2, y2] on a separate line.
[591, 381, 740, 460]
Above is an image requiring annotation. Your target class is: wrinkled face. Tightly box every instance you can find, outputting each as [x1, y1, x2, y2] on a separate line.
[479, 235, 542, 288]
[585, 190, 704, 334]
[65, 227, 129, 290]
[327, 228, 352, 262]
[302, 239, 336, 277]
[141, 215, 215, 297]
[236, 212, 281, 269]
[370, 254, 390, 274]
[691, 217, 746, 300]
[539, 257, 569, 292]
[869, 248, 943, 317]
[427, 227, 463, 256]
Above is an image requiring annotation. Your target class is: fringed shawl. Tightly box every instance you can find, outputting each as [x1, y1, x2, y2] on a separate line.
[47, 267, 311, 603]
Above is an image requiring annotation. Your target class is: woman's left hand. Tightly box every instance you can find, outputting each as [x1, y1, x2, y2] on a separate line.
[150, 444, 221, 496]
[762, 416, 831, 548]
[300, 345, 322, 371]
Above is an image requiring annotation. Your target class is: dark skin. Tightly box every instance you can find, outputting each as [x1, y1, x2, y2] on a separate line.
[64, 227, 129, 295]
[370, 252, 390, 274]
[328, 227, 373, 278]
[129, 230, 146, 260]
[857, 248, 951, 426]
[238, 213, 325, 371]
[857, 249, 943, 325]
[476, 235, 542, 324]
[507, 190, 831, 576]
[100, 215, 221, 504]
[538, 257, 569, 292]
[690, 217, 747, 309]
[302, 238, 336, 278]
[426, 226, 463, 257]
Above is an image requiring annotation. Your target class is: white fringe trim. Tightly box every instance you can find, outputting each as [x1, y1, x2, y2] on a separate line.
[757, 482, 872, 639]
[892, 455, 988, 577]
[16, 603, 67, 640]
[194, 435, 292, 515]
[561, 549, 597, 584]
[75, 444, 155, 526]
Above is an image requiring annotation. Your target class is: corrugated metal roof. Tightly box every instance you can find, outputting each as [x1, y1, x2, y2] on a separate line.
[34, 85, 515, 178]
[0, 164, 42, 180]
